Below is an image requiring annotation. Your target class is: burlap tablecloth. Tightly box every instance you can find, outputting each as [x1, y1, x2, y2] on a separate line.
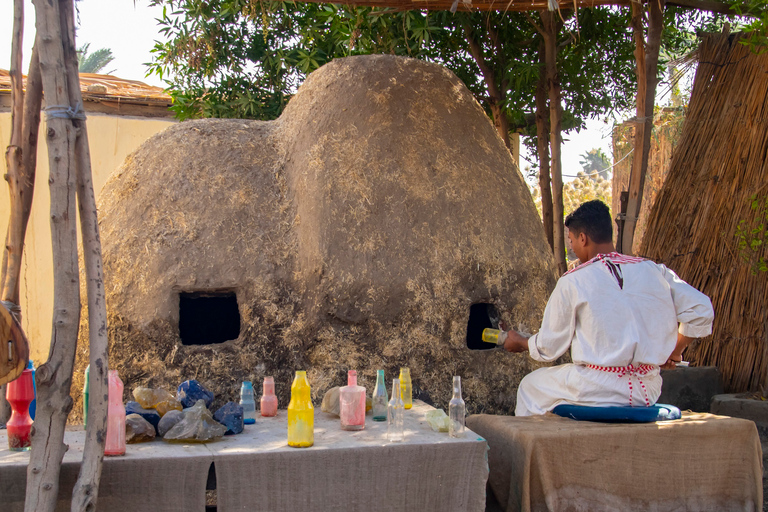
[0, 400, 488, 512]
[0, 426, 213, 512]
[213, 400, 488, 512]
[467, 411, 762, 512]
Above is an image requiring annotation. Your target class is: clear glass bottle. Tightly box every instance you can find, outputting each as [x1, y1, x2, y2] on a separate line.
[105, 370, 126, 456]
[240, 381, 257, 425]
[372, 369, 388, 421]
[448, 376, 465, 438]
[399, 367, 412, 410]
[261, 376, 278, 417]
[287, 371, 314, 447]
[340, 370, 366, 431]
[387, 378, 404, 442]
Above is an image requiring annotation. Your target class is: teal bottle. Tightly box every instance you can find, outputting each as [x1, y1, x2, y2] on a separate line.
[27, 360, 36, 420]
[83, 364, 90, 427]
[372, 370, 388, 421]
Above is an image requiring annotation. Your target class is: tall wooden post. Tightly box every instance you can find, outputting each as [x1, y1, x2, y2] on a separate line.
[58, 0, 110, 509]
[25, 1, 82, 510]
[622, 0, 666, 254]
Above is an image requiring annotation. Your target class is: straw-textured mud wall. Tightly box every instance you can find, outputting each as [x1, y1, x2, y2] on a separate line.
[72, 55, 557, 420]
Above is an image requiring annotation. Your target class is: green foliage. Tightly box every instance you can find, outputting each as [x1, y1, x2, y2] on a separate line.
[78, 43, 116, 74]
[735, 194, 768, 274]
[578, 148, 611, 180]
[147, 0, 637, 128]
[147, 1, 447, 120]
[725, 0, 768, 52]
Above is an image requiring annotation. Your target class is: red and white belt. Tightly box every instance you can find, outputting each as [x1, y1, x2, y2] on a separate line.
[585, 363, 657, 407]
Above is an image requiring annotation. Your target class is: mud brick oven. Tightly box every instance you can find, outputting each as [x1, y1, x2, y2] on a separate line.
[72, 55, 557, 420]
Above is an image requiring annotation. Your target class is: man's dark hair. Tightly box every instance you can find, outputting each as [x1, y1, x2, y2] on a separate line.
[564, 200, 613, 244]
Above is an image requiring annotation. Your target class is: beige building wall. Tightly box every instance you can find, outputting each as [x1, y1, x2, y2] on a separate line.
[0, 113, 175, 363]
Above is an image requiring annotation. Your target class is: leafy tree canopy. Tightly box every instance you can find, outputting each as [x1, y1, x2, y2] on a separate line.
[147, 0, 640, 130]
[77, 43, 116, 74]
[579, 148, 611, 180]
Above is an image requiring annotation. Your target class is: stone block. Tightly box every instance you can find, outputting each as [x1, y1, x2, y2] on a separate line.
[658, 366, 723, 412]
[711, 393, 768, 443]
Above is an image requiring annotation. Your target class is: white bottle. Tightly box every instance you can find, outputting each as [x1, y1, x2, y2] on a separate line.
[387, 378, 404, 442]
[448, 376, 465, 438]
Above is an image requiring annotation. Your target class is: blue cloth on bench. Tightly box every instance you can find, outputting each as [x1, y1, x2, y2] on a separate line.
[551, 403, 682, 423]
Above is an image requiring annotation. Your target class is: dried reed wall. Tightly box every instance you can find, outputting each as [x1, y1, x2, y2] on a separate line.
[640, 33, 768, 392]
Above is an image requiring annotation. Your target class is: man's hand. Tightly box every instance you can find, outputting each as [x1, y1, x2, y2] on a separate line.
[660, 357, 681, 370]
[662, 332, 693, 369]
[503, 330, 530, 353]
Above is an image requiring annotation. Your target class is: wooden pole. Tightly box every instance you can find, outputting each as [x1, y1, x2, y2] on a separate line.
[622, 0, 666, 254]
[541, 10, 567, 275]
[57, 0, 110, 509]
[2, 0, 26, 312]
[1, 0, 29, 425]
[25, 0, 81, 510]
[536, 38, 554, 252]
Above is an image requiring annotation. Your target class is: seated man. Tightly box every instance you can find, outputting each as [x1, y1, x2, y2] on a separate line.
[504, 200, 714, 416]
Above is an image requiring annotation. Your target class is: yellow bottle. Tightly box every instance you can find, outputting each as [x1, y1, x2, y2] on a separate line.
[399, 368, 412, 410]
[482, 328, 508, 347]
[287, 371, 314, 448]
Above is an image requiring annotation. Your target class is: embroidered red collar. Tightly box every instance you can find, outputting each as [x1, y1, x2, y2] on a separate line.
[563, 252, 646, 289]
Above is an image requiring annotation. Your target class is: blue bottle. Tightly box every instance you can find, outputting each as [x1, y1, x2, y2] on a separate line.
[27, 360, 36, 421]
[240, 381, 257, 425]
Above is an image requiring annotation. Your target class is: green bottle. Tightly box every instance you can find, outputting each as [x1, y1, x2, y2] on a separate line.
[83, 364, 90, 427]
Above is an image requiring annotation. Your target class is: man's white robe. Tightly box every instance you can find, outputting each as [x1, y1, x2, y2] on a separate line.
[516, 253, 714, 416]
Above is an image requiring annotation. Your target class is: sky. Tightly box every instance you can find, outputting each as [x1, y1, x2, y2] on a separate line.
[0, 0, 628, 181]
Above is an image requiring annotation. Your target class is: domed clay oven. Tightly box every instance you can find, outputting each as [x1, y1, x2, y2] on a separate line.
[73, 54, 557, 419]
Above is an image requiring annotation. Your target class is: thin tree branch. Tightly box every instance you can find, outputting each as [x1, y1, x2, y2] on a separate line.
[59, 0, 110, 506]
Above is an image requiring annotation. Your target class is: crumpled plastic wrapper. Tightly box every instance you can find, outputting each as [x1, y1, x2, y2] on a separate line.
[321, 387, 341, 417]
[163, 399, 226, 442]
[426, 409, 450, 432]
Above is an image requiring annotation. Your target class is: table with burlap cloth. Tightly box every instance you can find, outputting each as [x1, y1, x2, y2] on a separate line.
[1, 400, 488, 511]
[211, 400, 488, 511]
[0, 425, 213, 512]
[467, 411, 762, 512]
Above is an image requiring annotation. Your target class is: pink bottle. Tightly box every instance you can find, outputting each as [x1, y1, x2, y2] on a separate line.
[340, 370, 366, 431]
[104, 370, 126, 456]
[260, 376, 278, 417]
[6, 368, 34, 451]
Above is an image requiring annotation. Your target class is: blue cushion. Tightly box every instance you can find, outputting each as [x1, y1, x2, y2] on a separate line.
[551, 403, 682, 423]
